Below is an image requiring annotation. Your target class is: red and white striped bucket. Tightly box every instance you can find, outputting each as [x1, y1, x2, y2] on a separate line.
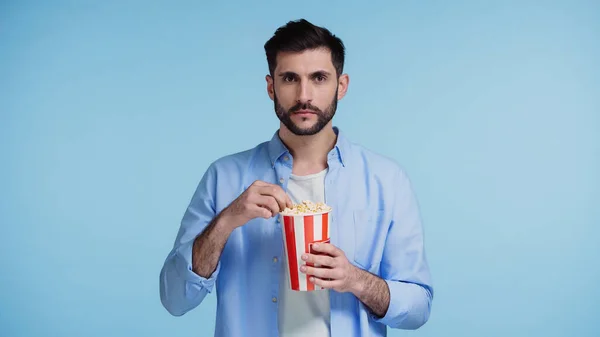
[281, 211, 331, 291]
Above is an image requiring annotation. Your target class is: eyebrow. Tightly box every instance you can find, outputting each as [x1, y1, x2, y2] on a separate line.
[277, 70, 333, 77]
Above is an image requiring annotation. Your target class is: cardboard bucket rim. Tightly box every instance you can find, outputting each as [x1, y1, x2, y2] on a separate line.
[280, 209, 332, 217]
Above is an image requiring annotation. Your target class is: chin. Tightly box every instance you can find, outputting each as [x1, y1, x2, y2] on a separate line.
[294, 124, 318, 132]
[291, 126, 323, 136]
[294, 120, 317, 127]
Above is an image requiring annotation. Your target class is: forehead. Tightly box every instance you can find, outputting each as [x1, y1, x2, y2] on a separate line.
[275, 48, 335, 74]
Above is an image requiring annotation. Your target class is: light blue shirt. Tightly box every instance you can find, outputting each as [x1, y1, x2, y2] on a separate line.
[159, 127, 434, 337]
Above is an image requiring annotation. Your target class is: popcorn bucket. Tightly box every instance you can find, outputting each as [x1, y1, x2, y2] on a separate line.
[281, 210, 331, 291]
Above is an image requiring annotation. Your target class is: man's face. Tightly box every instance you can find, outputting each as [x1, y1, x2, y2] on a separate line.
[266, 48, 348, 136]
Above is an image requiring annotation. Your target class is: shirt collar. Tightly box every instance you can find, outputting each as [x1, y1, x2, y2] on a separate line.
[267, 126, 347, 168]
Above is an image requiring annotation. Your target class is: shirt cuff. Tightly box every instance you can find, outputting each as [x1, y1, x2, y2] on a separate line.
[174, 240, 220, 293]
[371, 280, 410, 327]
[372, 279, 432, 329]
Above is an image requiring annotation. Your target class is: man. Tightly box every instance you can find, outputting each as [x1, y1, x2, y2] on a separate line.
[159, 18, 433, 337]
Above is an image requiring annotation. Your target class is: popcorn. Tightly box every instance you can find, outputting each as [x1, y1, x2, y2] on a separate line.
[280, 200, 332, 216]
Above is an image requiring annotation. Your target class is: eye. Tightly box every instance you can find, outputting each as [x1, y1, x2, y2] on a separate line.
[313, 74, 328, 83]
[283, 75, 296, 82]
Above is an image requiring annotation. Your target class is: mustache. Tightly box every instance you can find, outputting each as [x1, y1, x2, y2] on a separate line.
[288, 102, 322, 114]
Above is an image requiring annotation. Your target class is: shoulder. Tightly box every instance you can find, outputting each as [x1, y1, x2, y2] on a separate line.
[343, 139, 419, 215]
[206, 141, 270, 175]
[344, 140, 409, 182]
[194, 141, 270, 205]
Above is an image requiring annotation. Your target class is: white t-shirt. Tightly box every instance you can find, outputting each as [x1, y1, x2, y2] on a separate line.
[278, 168, 331, 337]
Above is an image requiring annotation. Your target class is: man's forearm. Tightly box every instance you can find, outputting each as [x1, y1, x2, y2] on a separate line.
[351, 267, 391, 318]
[192, 212, 236, 278]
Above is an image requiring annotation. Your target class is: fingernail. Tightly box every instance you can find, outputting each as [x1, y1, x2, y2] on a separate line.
[300, 266, 306, 272]
[301, 254, 307, 260]
[313, 243, 319, 249]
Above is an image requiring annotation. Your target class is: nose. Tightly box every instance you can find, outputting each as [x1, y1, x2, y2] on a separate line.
[296, 80, 313, 104]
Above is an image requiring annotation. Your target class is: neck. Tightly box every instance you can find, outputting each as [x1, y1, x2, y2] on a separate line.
[278, 123, 337, 176]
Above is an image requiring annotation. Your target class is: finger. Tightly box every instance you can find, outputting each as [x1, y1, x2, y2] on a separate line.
[251, 204, 273, 219]
[257, 186, 287, 212]
[301, 253, 336, 268]
[251, 182, 293, 209]
[311, 243, 342, 257]
[309, 277, 341, 289]
[277, 190, 294, 210]
[252, 195, 280, 216]
[284, 194, 293, 209]
[301, 265, 341, 280]
[278, 191, 294, 210]
[251, 180, 271, 187]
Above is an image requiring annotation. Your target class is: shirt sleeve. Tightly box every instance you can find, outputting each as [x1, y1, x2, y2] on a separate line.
[159, 163, 221, 316]
[373, 168, 434, 329]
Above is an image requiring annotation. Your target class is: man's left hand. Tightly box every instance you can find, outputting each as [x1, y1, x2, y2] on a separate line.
[300, 242, 360, 293]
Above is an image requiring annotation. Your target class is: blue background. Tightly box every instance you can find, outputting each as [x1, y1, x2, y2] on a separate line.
[1, 1, 599, 336]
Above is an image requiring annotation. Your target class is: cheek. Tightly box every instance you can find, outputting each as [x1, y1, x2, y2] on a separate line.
[275, 85, 295, 102]
[322, 82, 338, 97]
[315, 87, 337, 105]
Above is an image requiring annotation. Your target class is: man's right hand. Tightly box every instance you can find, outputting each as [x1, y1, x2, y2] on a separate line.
[221, 180, 293, 229]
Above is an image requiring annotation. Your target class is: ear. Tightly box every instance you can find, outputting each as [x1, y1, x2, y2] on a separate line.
[337, 73, 349, 100]
[266, 74, 275, 101]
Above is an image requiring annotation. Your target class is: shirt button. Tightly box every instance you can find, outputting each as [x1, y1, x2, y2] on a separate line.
[272, 297, 278, 303]
[283, 155, 290, 161]
[273, 257, 278, 263]
[279, 177, 284, 184]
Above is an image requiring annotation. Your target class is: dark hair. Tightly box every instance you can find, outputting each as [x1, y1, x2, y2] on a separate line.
[264, 19, 345, 77]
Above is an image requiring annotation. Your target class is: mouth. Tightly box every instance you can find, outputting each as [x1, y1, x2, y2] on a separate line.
[293, 109, 317, 115]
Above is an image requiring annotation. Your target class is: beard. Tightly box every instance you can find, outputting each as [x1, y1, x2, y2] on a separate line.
[274, 90, 338, 136]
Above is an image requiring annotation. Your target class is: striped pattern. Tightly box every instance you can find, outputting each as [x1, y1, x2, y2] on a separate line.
[282, 212, 331, 291]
